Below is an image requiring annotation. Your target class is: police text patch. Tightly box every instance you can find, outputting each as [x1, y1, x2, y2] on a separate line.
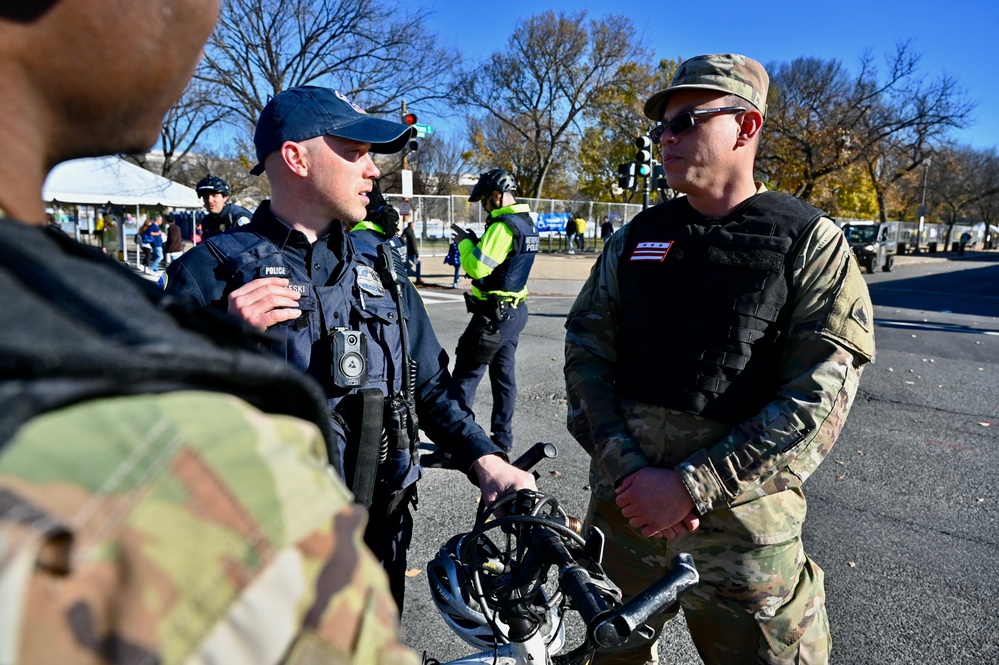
[629, 241, 673, 262]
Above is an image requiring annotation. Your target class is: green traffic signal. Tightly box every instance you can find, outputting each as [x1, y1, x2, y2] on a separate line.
[634, 134, 653, 177]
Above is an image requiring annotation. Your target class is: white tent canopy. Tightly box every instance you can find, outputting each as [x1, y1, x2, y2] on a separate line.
[43, 155, 201, 209]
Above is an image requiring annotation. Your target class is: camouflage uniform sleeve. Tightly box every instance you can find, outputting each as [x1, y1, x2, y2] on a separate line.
[677, 217, 876, 514]
[564, 224, 650, 487]
[0, 392, 418, 665]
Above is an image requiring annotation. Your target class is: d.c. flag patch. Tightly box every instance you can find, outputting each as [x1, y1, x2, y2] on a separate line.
[629, 241, 673, 262]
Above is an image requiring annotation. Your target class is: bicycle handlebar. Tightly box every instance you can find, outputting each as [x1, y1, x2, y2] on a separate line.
[430, 443, 699, 663]
[590, 552, 698, 649]
[510, 441, 558, 472]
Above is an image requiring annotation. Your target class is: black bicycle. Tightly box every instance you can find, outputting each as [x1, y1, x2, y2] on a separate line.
[422, 442, 699, 665]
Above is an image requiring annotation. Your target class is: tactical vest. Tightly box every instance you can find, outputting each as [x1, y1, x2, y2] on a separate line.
[616, 192, 824, 425]
[473, 212, 539, 294]
[205, 229, 420, 494]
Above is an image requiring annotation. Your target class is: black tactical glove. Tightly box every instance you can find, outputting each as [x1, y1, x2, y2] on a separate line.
[365, 181, 400, 239]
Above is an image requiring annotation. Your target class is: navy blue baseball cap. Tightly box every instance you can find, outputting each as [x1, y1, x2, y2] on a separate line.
[249, 86, 415, 175]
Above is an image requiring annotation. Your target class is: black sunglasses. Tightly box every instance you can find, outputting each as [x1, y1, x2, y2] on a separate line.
[649, 106, 747, 144]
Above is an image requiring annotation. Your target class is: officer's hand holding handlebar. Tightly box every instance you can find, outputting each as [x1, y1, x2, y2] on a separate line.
[227, 277, 302, 331]
[472, 453, 538, 506]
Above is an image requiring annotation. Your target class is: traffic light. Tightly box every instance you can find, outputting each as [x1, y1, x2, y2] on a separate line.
[617, 162, 637, 191]
[402, 112, 418, 126]
[635, 134, 653, 178]
[652, 162, 668, 191]
[404, 138, 418, 154]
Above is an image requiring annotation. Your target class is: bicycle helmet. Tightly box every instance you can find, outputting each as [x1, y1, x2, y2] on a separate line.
[468, 168, 517, 202]
[196, 175, 229, 197]
[427, 533, 564, 650]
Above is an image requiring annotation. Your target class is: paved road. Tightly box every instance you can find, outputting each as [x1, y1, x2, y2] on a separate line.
[401, 252, 999, 663]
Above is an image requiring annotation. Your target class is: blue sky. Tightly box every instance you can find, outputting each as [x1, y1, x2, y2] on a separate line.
[421, 0, 997, 151]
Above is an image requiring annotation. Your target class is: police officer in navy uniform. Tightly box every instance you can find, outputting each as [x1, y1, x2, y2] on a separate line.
[166, 86, 536, 607]
[195, 175, 253, 240]
[450, 170, 539, 454]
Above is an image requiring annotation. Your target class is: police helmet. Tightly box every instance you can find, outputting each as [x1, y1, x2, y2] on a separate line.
[196, 175, 230, 197]
[468, 169, 516, 202]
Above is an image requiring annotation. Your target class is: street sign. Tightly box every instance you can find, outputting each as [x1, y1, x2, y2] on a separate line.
[401, 169, 413, 198]
[413, 123, 434, 138]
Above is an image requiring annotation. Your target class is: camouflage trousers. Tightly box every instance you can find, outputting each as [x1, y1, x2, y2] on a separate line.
[586, 489, 830, 665]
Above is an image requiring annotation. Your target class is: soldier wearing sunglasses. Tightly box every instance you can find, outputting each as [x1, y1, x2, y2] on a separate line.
[565, 54, 875, 664]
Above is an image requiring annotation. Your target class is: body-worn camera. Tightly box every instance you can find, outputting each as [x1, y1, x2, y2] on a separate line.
[331, 327, 367, 388]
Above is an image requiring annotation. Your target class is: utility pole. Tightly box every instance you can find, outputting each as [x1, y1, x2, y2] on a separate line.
[916, 158, 931, 253]
[401, 100, 410, 171]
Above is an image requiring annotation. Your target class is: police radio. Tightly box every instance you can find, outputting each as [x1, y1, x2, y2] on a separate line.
[331, 327, 367, 388]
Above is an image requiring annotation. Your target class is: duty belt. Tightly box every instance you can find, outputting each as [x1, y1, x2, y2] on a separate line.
[464, 292, 521, 322]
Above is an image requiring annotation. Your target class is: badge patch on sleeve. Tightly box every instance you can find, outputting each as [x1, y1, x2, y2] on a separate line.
[851, 299, 871, 332]
[629, 241, 673, 262]
[355, 265, 386, 297]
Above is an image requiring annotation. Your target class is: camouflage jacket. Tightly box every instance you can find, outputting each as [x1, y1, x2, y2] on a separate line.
[0, 393, 419, 665]
[564, 187, 875, 512]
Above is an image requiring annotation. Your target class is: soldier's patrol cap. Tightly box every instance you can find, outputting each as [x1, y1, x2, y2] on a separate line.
[250, 86, 415, 175]
[644, 53, 769, 121]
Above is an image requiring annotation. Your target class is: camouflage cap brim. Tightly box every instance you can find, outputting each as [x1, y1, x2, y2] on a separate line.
[644, 53, 769, 121]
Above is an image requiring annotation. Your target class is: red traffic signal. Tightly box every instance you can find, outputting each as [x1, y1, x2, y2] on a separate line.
[402, 112, 418, 125]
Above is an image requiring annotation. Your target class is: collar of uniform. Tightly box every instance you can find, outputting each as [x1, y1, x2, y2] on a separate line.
[490, 203, 530, 218]
[351, 219, 384, 235]
[251, 200, 344, 256]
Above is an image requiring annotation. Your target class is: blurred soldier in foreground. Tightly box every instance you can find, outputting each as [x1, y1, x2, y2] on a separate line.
[0, 1, 416, 663]
[565, 54, 875, 664]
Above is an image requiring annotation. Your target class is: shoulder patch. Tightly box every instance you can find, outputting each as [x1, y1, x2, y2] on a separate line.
[851, 299, 871, 332]
[355, 265, 385, 297]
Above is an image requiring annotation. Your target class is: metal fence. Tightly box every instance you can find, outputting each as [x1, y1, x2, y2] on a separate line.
[383, 194, 644, 255]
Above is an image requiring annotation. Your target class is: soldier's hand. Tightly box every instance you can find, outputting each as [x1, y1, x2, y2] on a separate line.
[652, 510, 701, 539]
[615, 467, 699, 538]
[472, 453, 537, 506]
[227, 277, 302, 330]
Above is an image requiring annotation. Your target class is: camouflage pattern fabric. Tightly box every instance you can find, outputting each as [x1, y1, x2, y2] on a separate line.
[564, 188, 873, 663]
[587, 493, 830, 665]
[0, 391, 419, 665]
[644, 53, 770, 121]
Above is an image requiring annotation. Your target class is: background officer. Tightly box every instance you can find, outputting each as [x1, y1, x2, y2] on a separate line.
[166, 87, 535, 608]
[195, 174, 253, 240]
[0, 1, 416, 663]
[564, 54, 875, 664]
[450, 169, 539, 454]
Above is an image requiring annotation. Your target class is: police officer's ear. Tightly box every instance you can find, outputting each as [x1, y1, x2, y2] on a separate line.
[279, 140, 310, 177]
